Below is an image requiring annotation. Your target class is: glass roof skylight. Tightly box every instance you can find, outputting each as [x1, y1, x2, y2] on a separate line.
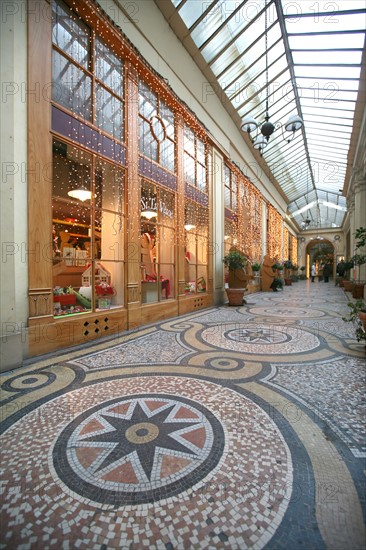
[158, 0, 366, 230]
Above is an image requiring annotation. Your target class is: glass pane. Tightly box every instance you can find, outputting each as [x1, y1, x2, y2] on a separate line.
[196, 138, 205, 163]
[197, 207, 209, 237]
[139, 82, 157, 119]
[184, 152, 195, 185]
[160, 139, 175, 172]
[95, 84, 123, 140]
[159, 188, 175, 228]
[95, 37, 123, 96]
[184, 126, 195, 154]
[93, 260, 123, 309]
[52, 0, 90, 68]
[159, 263, 174, 299]
[293, 50, 363, 66]
[95, 161, 124, 270]
[197, 234, 208, 265]
[197, 163, 206, 192]
[52, 50, 92, 120]
[52, 139, 93, 316]
[224, 185, 231, 207]
[160, 101, 175, 139]
[139, 118, 158, 161]
[286, 13, 365, 34]
[178, 0, 215, 28]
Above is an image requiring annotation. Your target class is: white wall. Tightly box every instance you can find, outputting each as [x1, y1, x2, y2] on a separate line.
[0, 7, 28, 369]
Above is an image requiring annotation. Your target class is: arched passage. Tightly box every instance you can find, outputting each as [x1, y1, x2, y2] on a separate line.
[306, 239, 335, 280]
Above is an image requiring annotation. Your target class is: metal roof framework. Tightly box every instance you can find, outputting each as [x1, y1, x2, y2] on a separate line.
[155, 0, 366, 230]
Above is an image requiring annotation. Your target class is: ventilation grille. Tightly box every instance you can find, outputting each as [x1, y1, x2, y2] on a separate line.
[83, 317, 109, 337]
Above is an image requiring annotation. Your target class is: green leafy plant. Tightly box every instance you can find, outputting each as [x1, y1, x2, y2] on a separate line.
[354, 227, 366, 249]
[283, 260, 294, 270]
[271, 277, 284, 291]
[223, 250, 246, 270]
[351, 253, 366, 284]
[251, 262, 261, 272]
[272, 262, 283, 271]
[342, 299, 366, 343]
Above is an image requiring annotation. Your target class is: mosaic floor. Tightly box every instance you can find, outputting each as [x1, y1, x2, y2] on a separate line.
[1, 281, 365, 549]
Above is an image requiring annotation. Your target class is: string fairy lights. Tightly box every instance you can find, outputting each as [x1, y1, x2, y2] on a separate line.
[52, 0, 288, 311]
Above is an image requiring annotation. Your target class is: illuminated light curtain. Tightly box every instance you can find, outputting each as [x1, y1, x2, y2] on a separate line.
[267, 205, 282, 260]
[290, 234, 298, 267]
[236, 170, 262, 261]
[283, 227, 289, 261]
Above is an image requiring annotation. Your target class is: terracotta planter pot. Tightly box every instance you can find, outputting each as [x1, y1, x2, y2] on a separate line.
[343, 281, 354, 292]
[352, 284, 365, 299]
[284, 278, 292, 286]
[226, 288, 245, 306]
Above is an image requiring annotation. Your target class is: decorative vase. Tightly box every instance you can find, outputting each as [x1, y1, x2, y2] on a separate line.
[225, 288, 245, 306]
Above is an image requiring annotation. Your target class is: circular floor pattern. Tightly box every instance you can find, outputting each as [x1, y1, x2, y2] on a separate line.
[53, 394, 224, 505]
[248, 306, 325, 318]
[1, 376, 293, 549]
[201, 323, 320, 354]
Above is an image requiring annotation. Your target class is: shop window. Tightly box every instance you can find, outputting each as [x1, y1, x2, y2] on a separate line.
[140, 181, 175, 303]
[184, 127, 207, 193]
[138, 82, 175, 172]
[52, 0, 124, 141]
[52, 138, 125, 316]
[223, 220, 238, 287]
[184, 201, 208, 294]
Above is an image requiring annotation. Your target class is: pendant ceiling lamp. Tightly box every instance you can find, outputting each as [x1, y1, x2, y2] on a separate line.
[141, 209, 157, 219]
[241, 0, 303, 154]
[67, 164, 92, 202]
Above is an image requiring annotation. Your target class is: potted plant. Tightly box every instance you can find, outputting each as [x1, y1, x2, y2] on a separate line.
[351, 254, 366, 298]
[271, 276, 284, 292]
[251, 261, 261, 281]
[351, 227, 366, 298]
[342, 299, 366, 345]
[283, 260, 293, 285]
[223, 250, 247, 306]
[299, 266, 306, 280]
[272, 261, 281, 270]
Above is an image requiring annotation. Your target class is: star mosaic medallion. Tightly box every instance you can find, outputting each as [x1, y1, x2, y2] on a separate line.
[52, 394, 225, 505]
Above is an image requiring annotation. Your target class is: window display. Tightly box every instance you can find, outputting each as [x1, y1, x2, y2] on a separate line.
[140, 181, 175, 303]
[52, 138, 125, 316]
[184, 201, 208, 294]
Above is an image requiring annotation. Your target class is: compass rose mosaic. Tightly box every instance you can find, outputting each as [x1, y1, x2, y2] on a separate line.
[52, 394, 225, 505]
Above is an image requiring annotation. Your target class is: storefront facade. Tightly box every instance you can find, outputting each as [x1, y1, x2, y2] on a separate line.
[1, 0, 302, 367]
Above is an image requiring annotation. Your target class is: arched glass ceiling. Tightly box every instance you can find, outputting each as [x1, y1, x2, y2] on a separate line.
[157, 0, 366, 230]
